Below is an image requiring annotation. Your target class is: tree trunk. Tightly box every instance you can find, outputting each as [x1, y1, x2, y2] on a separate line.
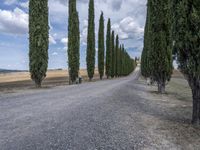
[158, 81, 165, 94]
[69, 78, 72, 85]
[35, 80, 42, 88]
[192, 88, 200, 125]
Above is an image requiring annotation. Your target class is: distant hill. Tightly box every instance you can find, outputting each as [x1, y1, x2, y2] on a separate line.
[0, 69, 27, 74]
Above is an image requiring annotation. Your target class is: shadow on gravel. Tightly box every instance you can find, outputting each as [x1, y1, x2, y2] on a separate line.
[126, 78, 200, 148]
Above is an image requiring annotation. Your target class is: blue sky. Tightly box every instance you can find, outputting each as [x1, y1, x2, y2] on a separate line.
[0, 0, 147, 70]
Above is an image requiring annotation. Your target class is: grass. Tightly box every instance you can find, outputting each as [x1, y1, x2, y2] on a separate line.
[166, 69, 192, 102]
[139, 69, 192, 102]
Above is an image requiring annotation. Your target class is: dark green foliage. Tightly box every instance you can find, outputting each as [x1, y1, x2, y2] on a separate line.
[172, 0, 200, 124]
[29, 0, 49, 88]
[108, 34, 135, 77]
[115, 35, 119, 77]
[111, 31, 115, 78]
[121, 45, 125, 76]
[148, 0, 173, 93]
[141, 1, 151, 78]
[86, 0, 95, 80]
[98, 12, 105, 80]
[106, 19, 111, 78]
[68, 0, 80, 84]
[122, 50, 135, 76]
[118, 45, 122, 76]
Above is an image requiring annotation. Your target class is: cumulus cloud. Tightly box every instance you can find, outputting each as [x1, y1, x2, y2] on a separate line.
[49, 35, 57, 44]
[0, 8, 28, 35]
[0, 7, 57, 45]
[80, 27, 88, 45]
[61, 38, 68, 45]
[19, 1, 29, 9]
[48, 0, 68, 24]
[52, 52, 58, 56]
[112, 17, 144, 40]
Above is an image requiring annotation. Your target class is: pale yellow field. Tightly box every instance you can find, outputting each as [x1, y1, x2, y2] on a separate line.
[0, 69, 100, 93]
[0, 69, 99, 83]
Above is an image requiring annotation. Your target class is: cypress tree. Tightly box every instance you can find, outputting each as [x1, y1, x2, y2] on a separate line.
[121, 45, 125, 76]
[106, 19, 111, 78]
[29, 0, 49, 88]
[98, 12, 105, 80]
[124, 51, 128, 75]
[172, 0, 200, 124]
[141, 1, 151, 78]
[115, 35, 119, 77]
[86, 0, 95, 81]
[111, 31, 115, 78]
[68, 0, 80, 84]
[119, 45, 122, 76]
[148, 0, 173, 93]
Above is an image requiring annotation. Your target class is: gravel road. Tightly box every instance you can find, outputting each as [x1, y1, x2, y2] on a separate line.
[0, 67, 199, 150]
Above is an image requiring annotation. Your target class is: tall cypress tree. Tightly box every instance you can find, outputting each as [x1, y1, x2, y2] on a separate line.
[148, 0, 173, 93]
[115, 35, 119, 77]
[141, 1, 151, 78]
[86, 0, 95, 81]
[172, 0, 200, 125]
[118, 45, 121, 76]
[106, 19, 111, 78]
[111, 31, 115, 78]
[121, 45, 125, 76]
[98, 12, 105, 80]
[119, 45, 123, 76]
[29, 0, 49, 88]
[68, 0, 80, 84]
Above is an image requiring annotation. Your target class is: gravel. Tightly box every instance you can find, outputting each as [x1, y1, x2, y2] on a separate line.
[0, 67, 199, 150]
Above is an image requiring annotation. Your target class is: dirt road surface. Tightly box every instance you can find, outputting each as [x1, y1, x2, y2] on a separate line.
[0, 67, 199, 150]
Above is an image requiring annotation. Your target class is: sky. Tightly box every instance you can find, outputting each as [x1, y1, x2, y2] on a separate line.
[0, 0, 147, 70]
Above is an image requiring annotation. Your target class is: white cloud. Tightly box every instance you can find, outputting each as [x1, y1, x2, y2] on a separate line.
[52, 52, 58, 56]
[49, 35, 57, 44]
[48, 0, 68, 24]
[63, 46, 68, 51]
[0, 8, 28, 35]
[20, 1, 29, 9]
[61, 38, 68, 52]
[0, 7, 58, 47]
[112, 17, 144, 40]
[61, 38, 68, 45]
[80, 27, 87, 45]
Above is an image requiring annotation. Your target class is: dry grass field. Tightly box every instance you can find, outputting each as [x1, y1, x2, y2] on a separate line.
[167, 71, 192, 102]
[139, 69, 190, 99]
[0, 69, 100, 93]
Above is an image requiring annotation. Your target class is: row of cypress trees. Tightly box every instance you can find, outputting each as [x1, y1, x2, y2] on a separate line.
[106, 30, 136, 78]
[88, 0, 136, 81]
[69, 0, 135, 82]
[29, 0, 136, 87]
[141, 0, 200, 125]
